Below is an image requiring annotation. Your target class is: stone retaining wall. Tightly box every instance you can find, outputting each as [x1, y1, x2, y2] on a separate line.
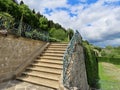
[0, 35, 45, 82]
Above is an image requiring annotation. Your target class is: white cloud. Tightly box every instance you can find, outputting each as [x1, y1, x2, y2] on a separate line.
[17, 0, 120, 47]
[94, 38, 120, 47]
[17, 0, 68, 13]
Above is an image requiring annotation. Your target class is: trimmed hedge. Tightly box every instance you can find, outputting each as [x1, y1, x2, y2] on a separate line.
[83, 43, 100, 88]
[97, 57, 120, 65]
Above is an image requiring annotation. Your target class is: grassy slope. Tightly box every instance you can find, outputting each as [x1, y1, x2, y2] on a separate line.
[99, 62, 120, 90]
[115, 64, 120, 68]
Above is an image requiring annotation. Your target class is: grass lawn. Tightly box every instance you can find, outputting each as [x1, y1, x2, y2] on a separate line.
[115, 64, 120, 68]
[99, 62, 120, 90]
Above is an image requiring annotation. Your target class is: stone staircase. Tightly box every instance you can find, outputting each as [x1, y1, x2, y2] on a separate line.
[17, 43, 68, 89]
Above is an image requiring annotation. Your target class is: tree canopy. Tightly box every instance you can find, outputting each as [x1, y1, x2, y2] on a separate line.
[0, 0, 75, 41]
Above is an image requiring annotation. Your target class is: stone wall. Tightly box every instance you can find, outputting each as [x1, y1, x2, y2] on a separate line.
[70, 44, 89, 90]
[0, 35, 45, 82]
[62, 43, 89, 90]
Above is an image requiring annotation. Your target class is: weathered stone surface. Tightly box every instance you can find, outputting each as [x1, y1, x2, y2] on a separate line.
[70, 44, 89, 90]
[0, 80, 54, 90]
[0, 35, 44, 82]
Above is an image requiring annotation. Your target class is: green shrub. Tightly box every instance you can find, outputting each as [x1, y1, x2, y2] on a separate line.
[48, 37, 61, 42]
[0, 12, 14, 29]
[49, 28, 67, 41]
[97, 57, 120, 65]
[83, 42, 100, 88]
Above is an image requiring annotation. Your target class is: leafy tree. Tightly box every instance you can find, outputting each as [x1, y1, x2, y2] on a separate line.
[54, 23, 62, 29]
[100, 45, 120, 58]
[67, 28, 74, 40]
[0, 12, 14, 29]
[39, 17, 48, 30]
[20, 0, 24, 5]
[36, 12, 43, 18]
[49, 28, 67, 41]
[94, 46, 102, 52]
[19, 4, 39, 28]
[101, 50, 106, 56]
[0, 0, 69, 42]
[0, 0, 11, 12]
[106, 45, 113, 49]
[32, 9, 35, 14]
[48, 20, 54, 29]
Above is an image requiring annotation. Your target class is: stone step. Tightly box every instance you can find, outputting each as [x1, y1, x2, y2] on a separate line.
[38, 56, 63, 60]
[46, 48, 66, 51]
[35, 59, 63, 65]
[22, 70, 60, 81]
[15, 43, 68, 89]
[27, 66, 61, 74]
[17, 75, 59, 89]
[48, 45, 67, 48]
[32, 62, 62, 69]
[42, 53, 64, 57]
[44, 50, 65, 54]
[50, 43, 68, 46]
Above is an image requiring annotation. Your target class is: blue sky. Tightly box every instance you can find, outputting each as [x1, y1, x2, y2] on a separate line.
[17, 0, 120, 47]
[67, 0, 98, 5]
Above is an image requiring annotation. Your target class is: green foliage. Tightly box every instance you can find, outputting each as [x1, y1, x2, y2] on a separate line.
[94, 46, 102, 52]
[17, 15, 23, 37]
[19, 4, 39, 28]
[12, 0, 18, 4]
[25, 31, 32, 38]
[98, 62, 120, 90]
[0, 0, 20, 20]
[101, 50, 106, 56]
[39, 17, 48, 30]
[101, 46, 120, 58]
[25, 30, 48, 41]
[97, 57, 120, 65]
[0, 12, 14, 29]
[0, 0, 69, 42]
[83, 40, 89, 45]
[24, 29, 62, 42]
[106, 45, 113, 49]
[20, 0, 24, 5]
[49, 37, 61, 42]
[83, 41, 100, 89]
[49, 28, 67, 41]
[0, 0, 39, 28]
[67, 28, 74, 41]
[0, 12, 14, 21]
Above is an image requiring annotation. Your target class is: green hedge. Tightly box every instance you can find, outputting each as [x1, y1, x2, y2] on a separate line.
[97, 57, 120, 65]
[83, 43, 100, 88]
